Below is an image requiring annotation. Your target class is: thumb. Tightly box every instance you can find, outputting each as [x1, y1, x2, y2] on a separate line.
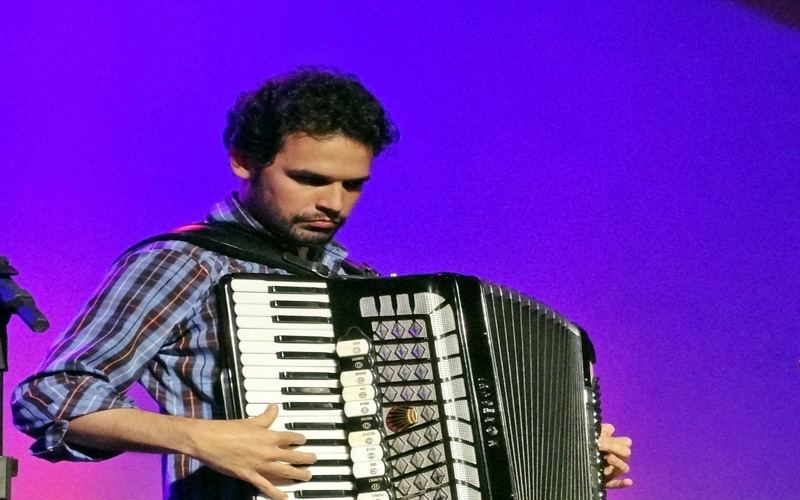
[254, 403, 279, 427]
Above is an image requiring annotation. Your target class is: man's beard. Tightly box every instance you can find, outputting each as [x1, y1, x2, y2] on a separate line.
[262, 206, 345, 247]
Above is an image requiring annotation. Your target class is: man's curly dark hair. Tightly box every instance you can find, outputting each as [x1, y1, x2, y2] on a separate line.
[223, 67, 398, 171]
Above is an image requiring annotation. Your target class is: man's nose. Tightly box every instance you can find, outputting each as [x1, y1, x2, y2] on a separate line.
[316, 185, 345, 215]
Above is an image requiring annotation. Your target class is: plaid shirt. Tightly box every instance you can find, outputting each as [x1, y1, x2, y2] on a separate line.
[11, 194, 357, 500]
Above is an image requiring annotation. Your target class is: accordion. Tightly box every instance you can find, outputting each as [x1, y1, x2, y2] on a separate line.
[217, 273, 605, 500]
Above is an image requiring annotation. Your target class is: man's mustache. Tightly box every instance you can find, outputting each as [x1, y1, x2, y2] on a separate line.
[294, 213, 346, 225]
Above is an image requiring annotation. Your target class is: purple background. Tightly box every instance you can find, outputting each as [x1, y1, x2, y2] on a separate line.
[2, 2, 799, 499]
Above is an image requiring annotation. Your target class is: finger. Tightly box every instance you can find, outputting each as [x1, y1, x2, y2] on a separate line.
[261, 461, 314, 482]
[268, 446, 316, 465]
[274, 430, 308, 447]
[603, 453, 630, 477]
[600, 423, 615, 437]
[598, 437, 632, 459]
[241, 472, 288, 500]
[278, 448, 317, 465]
[254, 403, 280, 428]
[606, 477, 634, 489]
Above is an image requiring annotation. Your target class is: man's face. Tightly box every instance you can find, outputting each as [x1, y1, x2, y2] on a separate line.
[233, 132, 373, 248]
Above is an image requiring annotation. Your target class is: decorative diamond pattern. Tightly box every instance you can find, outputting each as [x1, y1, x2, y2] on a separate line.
[378, 346, 392, 360]
[418, 386, 431, 400]
[422, 490, 449, 500]
[382, 385, 398, 400]
[420, 406, 436, 420]
[431, 468, 447, 484]
[406, 432, 422, 448]
[389, 436, 409, 454]
[410, 453, 426, 469]
[428, 447, 443, 463]
[395, 479, 411, 496]
[415, 365, 430, 380]
[395, 345, 408, 359]
[379, 365, 395, 383]
[400, 387, 414, 401]
[391, 322, 405, 338]
[394, 457, 411, 474]
[409, 321, 423, 337]
[433, 488, 448, 500]
[398, 366, 412, 381]
[376, 322, 389, 339]
[411, 343, 426, 359]
[424, 426, 440, 442]
[414, 473, 430, 491]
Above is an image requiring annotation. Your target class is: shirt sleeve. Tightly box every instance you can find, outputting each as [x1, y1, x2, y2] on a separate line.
[10, 245, 212, 462]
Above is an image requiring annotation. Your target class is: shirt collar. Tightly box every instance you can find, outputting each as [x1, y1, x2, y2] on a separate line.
[205, 193, 350, 271]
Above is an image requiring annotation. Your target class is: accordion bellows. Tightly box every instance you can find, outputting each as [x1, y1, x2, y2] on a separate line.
[218, 273, 606, 500]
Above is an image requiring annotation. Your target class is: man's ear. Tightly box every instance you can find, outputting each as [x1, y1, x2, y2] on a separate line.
[230, 150, 253, 180]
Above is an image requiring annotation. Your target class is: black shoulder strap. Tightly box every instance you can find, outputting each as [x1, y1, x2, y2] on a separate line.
[121, 222, 332, 278]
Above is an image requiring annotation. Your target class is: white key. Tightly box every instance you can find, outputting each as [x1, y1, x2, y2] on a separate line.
[235, 304, 332, 318]
[231, 279, 328, 293]
[236, 316, 333, 332]
[238, 341, 335, 354]
[293, 445, 349, 456]
[246, 404, 344, 418]
[288, 496, 354, 500]
[244, 391, 342, 404]
[236, 328, 334, 341]
[240, 354, 337, 369]
[242, 365, 335, 379]
[232, 291, 330, 304]
[272, 414, 345, 426]
[275, 429, 347, 440]
[244, 378, 340, 391]
[304, 465, 352, 475]
[278, 481, 355, 493]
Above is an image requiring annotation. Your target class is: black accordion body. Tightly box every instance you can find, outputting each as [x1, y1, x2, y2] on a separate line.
[217, 273, 605, 500]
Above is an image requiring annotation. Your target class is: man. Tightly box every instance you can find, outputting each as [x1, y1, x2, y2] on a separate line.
[12, 68, 631, 500]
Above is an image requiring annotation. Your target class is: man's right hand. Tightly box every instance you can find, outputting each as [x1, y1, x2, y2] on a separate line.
[188, 403, 317, 500]
[65, 404, 316, 500]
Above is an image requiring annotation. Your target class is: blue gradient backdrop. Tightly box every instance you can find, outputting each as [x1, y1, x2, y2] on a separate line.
[2, 2, 798, 499]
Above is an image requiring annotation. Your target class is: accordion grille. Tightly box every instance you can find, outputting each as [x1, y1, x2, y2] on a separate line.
[482, 283, 604, 500]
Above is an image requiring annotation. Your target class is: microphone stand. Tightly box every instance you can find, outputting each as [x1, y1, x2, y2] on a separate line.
[0, 256, 49, 500]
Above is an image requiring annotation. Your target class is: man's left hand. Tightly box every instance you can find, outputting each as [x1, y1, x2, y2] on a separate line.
[598, 423, 633, 489]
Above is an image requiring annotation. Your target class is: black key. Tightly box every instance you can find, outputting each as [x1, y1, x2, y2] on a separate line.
[277, 351, 336, 360]
[307, 475, 353, 482]
[282, 387, 341, 395]
[284, 402, 343, 411]
[274, 315, 331, 324]
[268, 286, 327, 295]
[303, 439, 348, 446]
[295, 491, 356, 499]
[285, 422, 345, 431]
[281, 372, 338, 380]
[275, 335, 333, 344]
[270, 300, 329, 309]
[313, 459, 350, 467]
